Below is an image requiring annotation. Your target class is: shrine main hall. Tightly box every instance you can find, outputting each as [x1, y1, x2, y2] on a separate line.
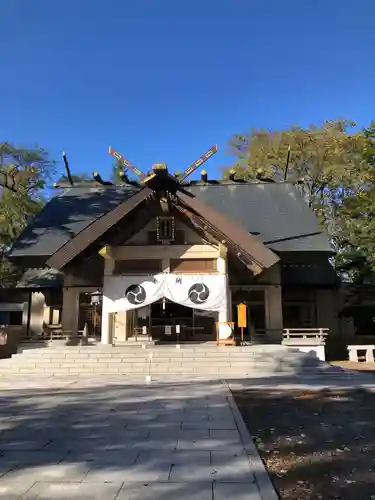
[8, 159, 338, 346]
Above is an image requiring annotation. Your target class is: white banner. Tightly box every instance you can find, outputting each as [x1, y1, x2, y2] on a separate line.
[103, 273, 228, 313]
[165, 274, 227, 312]
[103, 275, 165, 313]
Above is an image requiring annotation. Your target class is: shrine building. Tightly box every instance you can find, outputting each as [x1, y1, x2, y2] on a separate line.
[7, 153, 339, 347]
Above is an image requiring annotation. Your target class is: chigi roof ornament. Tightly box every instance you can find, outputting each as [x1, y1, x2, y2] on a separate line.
[108, 144, 218, 195]
[53, 145, 219, 193]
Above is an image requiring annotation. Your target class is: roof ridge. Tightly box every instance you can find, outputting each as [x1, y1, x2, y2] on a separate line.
[187, 181, 292, 187]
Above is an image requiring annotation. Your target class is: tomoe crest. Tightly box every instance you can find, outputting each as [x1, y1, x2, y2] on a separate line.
[125, 284, 146, 305]
[188, 283, 210, 304]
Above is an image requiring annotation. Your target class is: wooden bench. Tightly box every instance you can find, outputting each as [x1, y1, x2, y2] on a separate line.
[347, 345, 375, 363]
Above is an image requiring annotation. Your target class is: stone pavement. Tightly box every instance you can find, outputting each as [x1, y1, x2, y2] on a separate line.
[0, 376, 276, 499]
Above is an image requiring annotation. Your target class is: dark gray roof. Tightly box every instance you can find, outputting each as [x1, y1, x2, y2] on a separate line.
[16, 268, 63, 289]
[8, 185, 140, 259]
[8, 182, 332, 260]
[187, 183, 332, 252]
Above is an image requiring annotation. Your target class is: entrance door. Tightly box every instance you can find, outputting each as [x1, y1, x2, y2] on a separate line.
[78, 292, 102, 339]
[150, 299, 193, 341]
[149, 299, 217, 342]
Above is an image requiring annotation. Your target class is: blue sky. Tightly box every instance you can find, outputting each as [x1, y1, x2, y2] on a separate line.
[1, 0, 374, 182]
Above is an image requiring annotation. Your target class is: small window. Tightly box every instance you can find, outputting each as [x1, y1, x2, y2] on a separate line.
[157, 217, 175, 243]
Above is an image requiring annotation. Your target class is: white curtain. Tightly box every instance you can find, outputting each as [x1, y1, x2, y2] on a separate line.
[103, 275, 165, 313]
[103, 273, 228, 313]
[165, 274, 227, 312]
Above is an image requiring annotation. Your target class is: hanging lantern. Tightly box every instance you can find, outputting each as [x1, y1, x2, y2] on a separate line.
[90, 291, 101, 305]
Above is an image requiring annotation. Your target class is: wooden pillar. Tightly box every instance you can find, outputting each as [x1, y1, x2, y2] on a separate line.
[43, 305, 51, 324]
[22, 296, 30, 336]
[316, 289, 339, 334]
[266, 285, 283, 343]
[101, 258, 114, 344]
[113, 311, 127, 342]
[61, 287, 79, 334]
[217, 244, 231, 322]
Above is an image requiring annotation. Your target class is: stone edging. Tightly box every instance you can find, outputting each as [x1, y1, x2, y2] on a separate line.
[222, 379, 280, 500]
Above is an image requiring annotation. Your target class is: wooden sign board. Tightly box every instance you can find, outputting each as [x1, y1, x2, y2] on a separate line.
[237, 303, 247, 328]
[215, 322, 235, 346]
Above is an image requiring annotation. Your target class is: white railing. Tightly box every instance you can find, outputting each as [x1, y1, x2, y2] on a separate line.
[283, 328, 329, 345]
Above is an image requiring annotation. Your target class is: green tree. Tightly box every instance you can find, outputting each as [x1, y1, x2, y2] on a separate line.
[227, 120, 364, 202]
[362, 121, 375, 167]
[226, 120, 366, 244]
[334, 122, 375, 282]
[225, 120, 375, 285]
[0, 142, 55, 287]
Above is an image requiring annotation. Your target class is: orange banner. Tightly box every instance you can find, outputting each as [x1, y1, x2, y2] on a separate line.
[237, 303, 247, 328]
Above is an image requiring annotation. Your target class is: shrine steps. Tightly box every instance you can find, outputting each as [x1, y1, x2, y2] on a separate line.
[0, 343, 343, 378]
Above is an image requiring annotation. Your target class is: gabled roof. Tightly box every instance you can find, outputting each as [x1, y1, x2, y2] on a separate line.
[7, 182, 332, 265]
[44, 189, 277, 272]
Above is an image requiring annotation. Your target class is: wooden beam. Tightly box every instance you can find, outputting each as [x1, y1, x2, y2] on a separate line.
[173, 203, 266, 275]
[172, 205, 219, 247]
[177, 193, 279, 272]
[110, 245, 219, 260]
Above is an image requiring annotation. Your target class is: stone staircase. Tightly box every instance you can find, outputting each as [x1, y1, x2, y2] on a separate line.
[0, 343, 346, 378]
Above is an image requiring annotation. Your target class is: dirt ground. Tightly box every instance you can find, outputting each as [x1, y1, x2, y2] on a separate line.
[233, 385, 375, 500]
[330, 361, 375, 374]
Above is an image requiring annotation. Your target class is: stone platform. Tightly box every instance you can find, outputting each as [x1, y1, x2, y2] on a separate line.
[0, 376, 277, 499]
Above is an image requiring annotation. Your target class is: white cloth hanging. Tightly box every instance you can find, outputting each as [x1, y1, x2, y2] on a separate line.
[165, 274, 227, 312]
[103, 275, 165, 312]
[103, 273, 228, 313]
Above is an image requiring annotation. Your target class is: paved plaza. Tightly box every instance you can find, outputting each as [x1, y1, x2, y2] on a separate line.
[0, 376, 275, 499]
